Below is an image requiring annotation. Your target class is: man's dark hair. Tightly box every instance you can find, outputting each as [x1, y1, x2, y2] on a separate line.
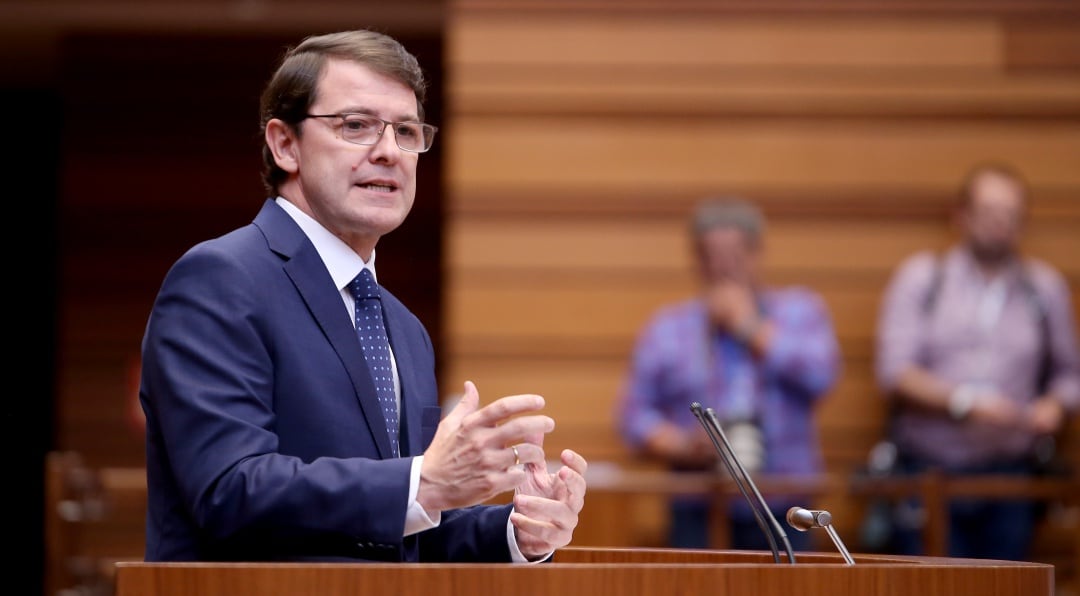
[258, 29, 429, 196]
[691, 196, 766, 249]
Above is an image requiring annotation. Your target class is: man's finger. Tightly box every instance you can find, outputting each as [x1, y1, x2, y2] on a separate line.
[489, 414, 555, 445]
[507, 443, 546, 469]
[465, 394, 546, 428]
[511, 497, 576, 549]
[560, 449, 588, 476]
[442, 380, 480, 427]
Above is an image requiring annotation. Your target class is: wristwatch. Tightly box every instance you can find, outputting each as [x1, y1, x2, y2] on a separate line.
[947, 384, 980, 420]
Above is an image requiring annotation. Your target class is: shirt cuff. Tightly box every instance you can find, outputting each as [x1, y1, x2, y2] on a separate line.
[404, 456, 441, 537]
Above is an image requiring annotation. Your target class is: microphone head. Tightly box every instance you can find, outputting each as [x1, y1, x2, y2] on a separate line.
[786, 506, 832, 531]
[786, 507, 814, 531]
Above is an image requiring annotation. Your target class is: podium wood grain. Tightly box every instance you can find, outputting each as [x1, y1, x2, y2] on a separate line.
[114, 546, 1053, 596]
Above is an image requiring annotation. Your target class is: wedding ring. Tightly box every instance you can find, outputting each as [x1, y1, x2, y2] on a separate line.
[512, 445, 520, 466]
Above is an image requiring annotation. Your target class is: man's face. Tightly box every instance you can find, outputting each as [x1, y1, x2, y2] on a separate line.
[961, 172, 1025, 264]
[697, 227, 758, 285]
[278, 58, 420, 257]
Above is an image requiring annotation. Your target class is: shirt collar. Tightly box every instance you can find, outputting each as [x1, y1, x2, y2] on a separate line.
[274, 196, 376, 290]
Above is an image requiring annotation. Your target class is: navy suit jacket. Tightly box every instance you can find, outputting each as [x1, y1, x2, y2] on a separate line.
[140, 199, 513, 562]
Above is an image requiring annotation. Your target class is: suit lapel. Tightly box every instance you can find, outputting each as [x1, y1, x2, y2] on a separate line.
[255, 201, 396, 459]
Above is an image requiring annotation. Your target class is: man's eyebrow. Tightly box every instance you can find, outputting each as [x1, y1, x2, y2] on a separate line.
[335, 106, 421, 121]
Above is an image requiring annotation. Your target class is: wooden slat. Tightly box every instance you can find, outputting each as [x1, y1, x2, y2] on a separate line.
[449, 15, 1003, 68]
[448, 188, 1080, 219]
[448, 118, 1080, 191]
[448, 219, 946, 274]
[448, 214, 1080, 279]
[453, 0, 1080, 18]
[1005, 18, 1080, 69]
[451, 72, 1080, 118]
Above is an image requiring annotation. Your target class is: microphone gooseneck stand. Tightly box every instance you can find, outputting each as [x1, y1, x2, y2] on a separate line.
[690, 402, 796, 564]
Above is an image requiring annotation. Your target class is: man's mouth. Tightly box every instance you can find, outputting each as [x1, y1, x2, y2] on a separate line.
[357, 182, 396, 192]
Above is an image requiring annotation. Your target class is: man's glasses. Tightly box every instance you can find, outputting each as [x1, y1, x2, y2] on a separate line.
[303, 113, 438, 153]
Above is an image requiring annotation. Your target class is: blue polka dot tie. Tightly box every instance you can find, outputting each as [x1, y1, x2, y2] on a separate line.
[348, 269, 399, 457]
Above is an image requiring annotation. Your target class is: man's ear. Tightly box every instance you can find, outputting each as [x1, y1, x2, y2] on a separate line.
[265, 118, 300, 174]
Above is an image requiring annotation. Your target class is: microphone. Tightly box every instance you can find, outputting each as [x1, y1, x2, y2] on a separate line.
[690, 402, 795, 564]
[786, 507, 855, 565]
[786, 506, 831, 531]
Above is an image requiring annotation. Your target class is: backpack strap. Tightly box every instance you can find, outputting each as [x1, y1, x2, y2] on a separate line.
[921, 252, 945, 315]
[921, 252, 1053, 393]
[1017, 267, 1053, 394]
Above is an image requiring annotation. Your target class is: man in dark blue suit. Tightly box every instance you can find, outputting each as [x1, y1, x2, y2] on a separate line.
[139, 29, 587, 563]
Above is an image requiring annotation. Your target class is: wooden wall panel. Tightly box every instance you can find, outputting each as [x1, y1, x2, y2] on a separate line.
[446, 0, 1080, 569]
[449, 118, 1080, 191]
[450, 16, 1003, 68]
[449, 219, 946, 273]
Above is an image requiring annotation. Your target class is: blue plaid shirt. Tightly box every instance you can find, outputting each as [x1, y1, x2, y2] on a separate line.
[617, 286, 840, 483]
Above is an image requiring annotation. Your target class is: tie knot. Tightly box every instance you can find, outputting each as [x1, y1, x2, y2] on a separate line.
[349, 269, 380, 300]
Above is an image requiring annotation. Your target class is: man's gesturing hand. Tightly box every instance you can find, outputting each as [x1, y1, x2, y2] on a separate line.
[417, 381, 554, 514]
[511, 448, 588, 560]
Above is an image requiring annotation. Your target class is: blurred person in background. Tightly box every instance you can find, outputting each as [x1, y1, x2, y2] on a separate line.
[874, 162, 1079, 560]
[616, 197, 841, 550]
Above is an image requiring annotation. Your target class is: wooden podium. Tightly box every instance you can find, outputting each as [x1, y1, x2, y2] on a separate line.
[115, 546, 1054, 596]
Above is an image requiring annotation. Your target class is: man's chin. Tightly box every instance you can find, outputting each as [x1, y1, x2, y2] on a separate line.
[970, 243, 1014, 265]
[375, 209, 412, 235]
